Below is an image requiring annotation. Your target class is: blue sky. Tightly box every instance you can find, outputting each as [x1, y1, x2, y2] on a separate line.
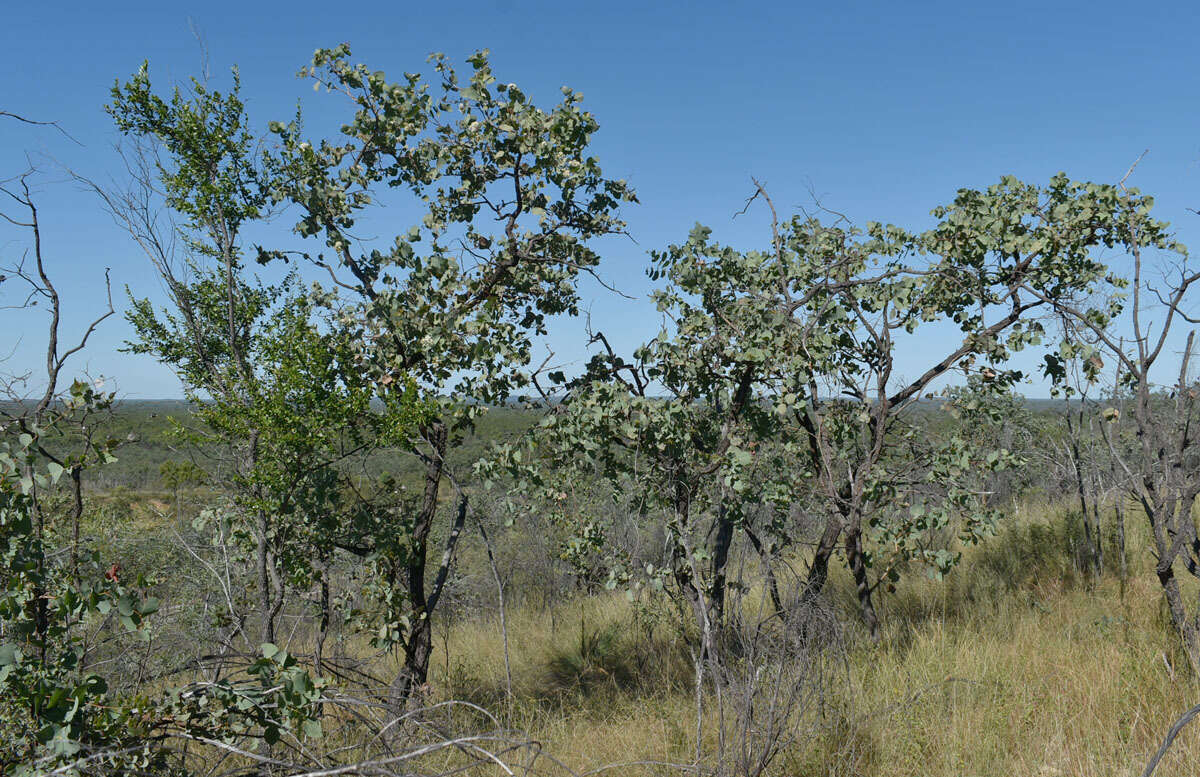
[2, 0, 1198, 398]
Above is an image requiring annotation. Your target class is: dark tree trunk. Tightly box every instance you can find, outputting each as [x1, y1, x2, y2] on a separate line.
[1157, 561, 1200, 675]
[1090, 497, 1104, 576]
[70, 465, 83, 581]
[29, 486, 49, 667]
[389, 421, 447, 711]
[708, 506, 736, 627]
[393, 615, 434, 708]
[846, 526, 881, 642]
[256, 508, 276, 645]
[803, 516, 842, 603]
[315, 566, 330, 678]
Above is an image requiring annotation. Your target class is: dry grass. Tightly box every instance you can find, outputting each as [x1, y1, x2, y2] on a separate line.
[423, 506, 1200, 776]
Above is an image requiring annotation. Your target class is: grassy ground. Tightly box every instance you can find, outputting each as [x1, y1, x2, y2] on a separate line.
[423, 506, 1200, 777]
[78, 468, 1200, 775]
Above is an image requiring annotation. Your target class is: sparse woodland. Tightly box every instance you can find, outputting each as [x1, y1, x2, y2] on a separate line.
[4, 48, 1200, 776]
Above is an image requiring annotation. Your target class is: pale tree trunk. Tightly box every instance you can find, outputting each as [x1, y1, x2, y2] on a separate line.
[1115, 499, 1127, 588]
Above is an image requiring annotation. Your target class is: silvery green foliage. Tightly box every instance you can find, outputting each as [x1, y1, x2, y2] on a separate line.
[269, 45, 637, 412]
[262, 48, 637, 697]
[492, 175, 1172, 631]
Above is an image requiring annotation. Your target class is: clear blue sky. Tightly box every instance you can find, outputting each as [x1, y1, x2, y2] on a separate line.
[2, 0, 1198, 398]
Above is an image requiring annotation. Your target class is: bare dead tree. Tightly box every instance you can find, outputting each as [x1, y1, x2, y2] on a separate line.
[36, 696, 697, 777]
[704, 563, 845, 777]
[0, 168, 115, 656]
[1044, 203, 1200, 670]
[0, 109, 82, 145]
[1142, 699, 1200, 777]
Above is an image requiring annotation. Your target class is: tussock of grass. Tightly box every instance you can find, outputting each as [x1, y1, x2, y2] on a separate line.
[543, 620, 636, 695]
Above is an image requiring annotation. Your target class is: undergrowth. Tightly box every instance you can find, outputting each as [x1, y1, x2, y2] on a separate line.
[426, 504, 1200, 776]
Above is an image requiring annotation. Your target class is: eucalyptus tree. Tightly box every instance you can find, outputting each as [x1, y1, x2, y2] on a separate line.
[0, 144, 329, 775]
[491, 276, 795, 650]
[485, 201, 877, 649]
[758, 175, 1168, 638]
[264, 45, 636, 706]
[511, 175, 1167, 643]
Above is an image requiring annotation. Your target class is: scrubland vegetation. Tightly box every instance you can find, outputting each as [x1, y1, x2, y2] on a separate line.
[3, 46, 1200, 777]
[431, 508, 1200, 777]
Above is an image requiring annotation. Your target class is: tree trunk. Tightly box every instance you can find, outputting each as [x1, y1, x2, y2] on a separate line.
[256, 509, 276, 645]
[745, 526, 783, 615]
[29, 485, 49, 666]
[803, 516, 842, 603]
[1090, 497, 1105, 576]
[392, 615, 434, 708]
[315, 566, 329, 678]
[69, 465, 83, 581]
[246, 429, 279, 646]
[708, 505, 736, 628]
[846, 527, 881, 642]
[389, 421, 447, 711]
[669, 479, 702, 617]
[1068, 435, 1101, 578]
[1157, 562, 1200, 675]
[478, 521, 512, 703]
[1115, 499, 1127, 590]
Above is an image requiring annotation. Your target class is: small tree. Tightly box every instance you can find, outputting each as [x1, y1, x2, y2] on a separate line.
[266, 45, 636, 707]
[107, 63, 289, 647]
[514, 174, 1169, 644]
[159, 459, 205, 521]
[107, 65, 427, 696]
[756, 175, 1166, 638]
[1035, 344, 1119, 579]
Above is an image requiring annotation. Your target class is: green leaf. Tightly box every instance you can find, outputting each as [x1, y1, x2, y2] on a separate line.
[0, 643, 20, 666]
